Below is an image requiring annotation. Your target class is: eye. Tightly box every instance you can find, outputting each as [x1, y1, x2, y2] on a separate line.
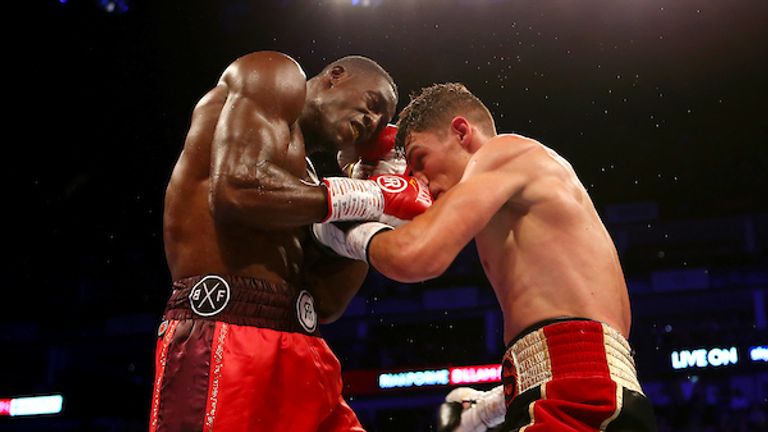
[412, 152, 425, 171]
[365, 92, 382, 112]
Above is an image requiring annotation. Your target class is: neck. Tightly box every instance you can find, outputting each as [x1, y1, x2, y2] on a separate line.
[299, 106, 332, 157]
[299, 78, 325, 156]
[299, 116, 323, 156]
[468, 129, 494, 154]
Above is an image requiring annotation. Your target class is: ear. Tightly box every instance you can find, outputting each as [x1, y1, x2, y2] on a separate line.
[329, 65, 345, 87]
[450, 116, 473, 150]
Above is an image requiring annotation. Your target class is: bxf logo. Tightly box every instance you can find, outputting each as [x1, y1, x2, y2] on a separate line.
[376, 175, 408, 193]
[189, 275, 231, 317]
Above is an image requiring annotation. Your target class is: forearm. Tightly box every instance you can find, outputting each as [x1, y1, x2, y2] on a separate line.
[306, 253, 369, 323]
[211, 160, 329, 230]
[370, 169, 517, 282]
[368, 223, 450, 283]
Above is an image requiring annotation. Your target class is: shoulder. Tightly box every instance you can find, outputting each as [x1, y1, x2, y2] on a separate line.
[220, 51, 306, 87]
[465, 134, 546, 177]
[219, 51, 307, 118]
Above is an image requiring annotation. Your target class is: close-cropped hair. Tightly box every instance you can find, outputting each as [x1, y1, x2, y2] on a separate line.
[324, 56, 397, 102]
[395, 83, 494, 154]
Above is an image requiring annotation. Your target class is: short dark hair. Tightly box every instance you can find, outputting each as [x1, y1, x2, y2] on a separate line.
[325, 55, 398, 103]
[395, 83, 494, 154]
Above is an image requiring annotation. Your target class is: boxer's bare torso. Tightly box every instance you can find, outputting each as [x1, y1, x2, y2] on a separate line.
[372, 133, 630, 344]
[163, 55, 312, 285]
[470, 136, 630, 343]
[162, 52, 395, 320]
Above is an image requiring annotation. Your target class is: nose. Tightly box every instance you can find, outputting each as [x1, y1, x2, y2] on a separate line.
[412, 170, 429, 186]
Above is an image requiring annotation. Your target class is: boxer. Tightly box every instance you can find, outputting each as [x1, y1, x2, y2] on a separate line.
[318, 83, 657, 431]
[153, 52, 429, 432]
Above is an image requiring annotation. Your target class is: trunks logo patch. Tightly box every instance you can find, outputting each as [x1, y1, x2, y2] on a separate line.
[189, 275, 231, 317]
[296, 290, 317, 333]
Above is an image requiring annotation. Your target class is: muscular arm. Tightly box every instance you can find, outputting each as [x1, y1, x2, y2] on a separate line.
[209, 51, 328, 229]
[369, 137, 540, 282]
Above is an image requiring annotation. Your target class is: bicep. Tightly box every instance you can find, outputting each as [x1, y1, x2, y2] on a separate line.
[371, 170, 519, 281]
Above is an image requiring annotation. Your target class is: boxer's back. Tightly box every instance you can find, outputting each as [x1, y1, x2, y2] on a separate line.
[163, 68, 309, 284]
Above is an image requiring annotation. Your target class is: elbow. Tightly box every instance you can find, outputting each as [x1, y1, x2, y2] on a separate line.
[209, 177, 268, 227]
[209, 179, 240, 224]
[404, 244, 450, 282]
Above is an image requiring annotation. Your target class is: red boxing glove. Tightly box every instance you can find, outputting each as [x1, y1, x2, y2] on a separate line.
[370, 174, 432, 225]
[357, 123, 397, 163]
[322, 174, 432, 227]
[347, 124, 406, 178]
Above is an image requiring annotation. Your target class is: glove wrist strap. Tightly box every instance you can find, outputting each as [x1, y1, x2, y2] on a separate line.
[311, 222, 392, 262]
[323, 177, 384, 222]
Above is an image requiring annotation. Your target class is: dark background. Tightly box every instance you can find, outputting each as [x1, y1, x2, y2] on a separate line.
[3, 0, 767, 431]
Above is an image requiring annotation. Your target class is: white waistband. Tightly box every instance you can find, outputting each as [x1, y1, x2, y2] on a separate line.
[505, 321, 643, 396]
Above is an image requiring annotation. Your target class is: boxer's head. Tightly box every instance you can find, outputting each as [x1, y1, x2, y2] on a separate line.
[396, 83, 495, 200]
[303, 56, 397, 155]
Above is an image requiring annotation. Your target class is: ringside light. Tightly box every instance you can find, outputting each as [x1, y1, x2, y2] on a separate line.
[0, 394, 63, 417]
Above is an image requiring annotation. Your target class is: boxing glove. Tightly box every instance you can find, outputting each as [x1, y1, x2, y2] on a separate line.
[322, 173, 431, 226]
[437, 386, 506, 432]
[358, 123, 398, 163]
[343, 124, 406, 179]
[311, 221, 392, 262]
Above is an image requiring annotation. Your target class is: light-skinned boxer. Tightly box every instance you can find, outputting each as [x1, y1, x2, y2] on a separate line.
[318, 83, 657, 432]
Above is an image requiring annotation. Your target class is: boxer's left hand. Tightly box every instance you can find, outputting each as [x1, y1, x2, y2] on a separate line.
[343, 124, 405, 179]
[351, 147, 406, 179]
[311, 221, 392, 262]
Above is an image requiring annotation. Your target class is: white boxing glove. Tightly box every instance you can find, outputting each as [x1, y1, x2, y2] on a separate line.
[443, 386, 506, 432]
[311, 222, 392, 262]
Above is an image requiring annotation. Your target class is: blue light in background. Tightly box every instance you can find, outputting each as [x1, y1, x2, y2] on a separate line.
[99, 0, 129, 14]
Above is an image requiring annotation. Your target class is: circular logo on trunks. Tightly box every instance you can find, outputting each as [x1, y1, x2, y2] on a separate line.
[296, 290, 317, 333]
[376, 175, 408, 193]
[157, 320, 169, 337]
[189, 275, 231, 317]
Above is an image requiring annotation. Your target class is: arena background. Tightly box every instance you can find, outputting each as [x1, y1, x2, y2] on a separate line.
[4, 0, 766, 431]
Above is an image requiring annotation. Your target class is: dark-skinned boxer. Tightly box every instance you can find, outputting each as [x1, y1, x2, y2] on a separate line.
[153, 52, 429, 432]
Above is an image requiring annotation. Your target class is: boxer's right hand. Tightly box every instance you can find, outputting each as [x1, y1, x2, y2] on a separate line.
[437, 386, 506, 432]
[322, 174, 432, 226]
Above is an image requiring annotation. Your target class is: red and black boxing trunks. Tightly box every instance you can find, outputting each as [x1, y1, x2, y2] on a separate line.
[500, 318, 657, 432]
[149, 275, 364, 432]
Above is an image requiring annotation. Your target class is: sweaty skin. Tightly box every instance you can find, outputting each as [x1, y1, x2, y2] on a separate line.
[163, 51, 396, 322]
[369, 126, 630, 343]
